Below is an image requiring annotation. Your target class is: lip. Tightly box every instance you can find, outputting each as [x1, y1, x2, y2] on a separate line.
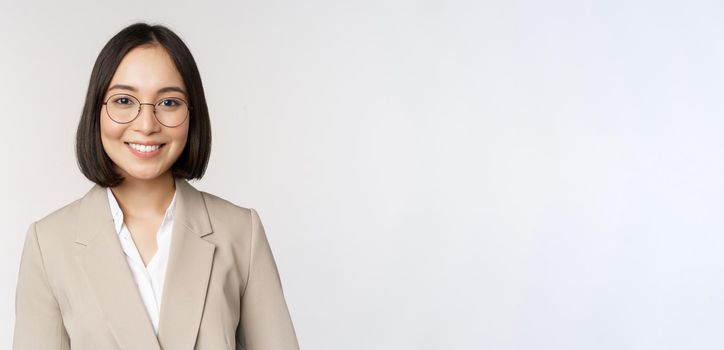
[126, 140, 165, 146]
[125, 142, 166, 158]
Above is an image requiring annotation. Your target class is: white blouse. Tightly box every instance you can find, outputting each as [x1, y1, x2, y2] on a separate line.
[106, 187, 177, 335]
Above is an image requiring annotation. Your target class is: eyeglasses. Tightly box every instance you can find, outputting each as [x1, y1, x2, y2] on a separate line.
[102, 93, 192, 128]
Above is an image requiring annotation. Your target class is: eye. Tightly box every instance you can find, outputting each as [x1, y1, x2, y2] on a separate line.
[110, 95, 136, 106]
[160, 98, 180, 107]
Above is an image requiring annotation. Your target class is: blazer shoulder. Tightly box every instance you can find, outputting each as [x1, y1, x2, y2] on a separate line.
[33, 197, 83, 237]
[23, 196, 85, 254]
[198, 191, 257, 239]
[200, 190, 252, 216]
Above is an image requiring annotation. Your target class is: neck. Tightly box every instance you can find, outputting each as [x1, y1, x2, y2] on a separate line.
[109, 170, 176, 219]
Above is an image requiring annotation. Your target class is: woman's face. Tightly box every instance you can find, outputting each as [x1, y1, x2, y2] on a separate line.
[100, 44, 190, 183]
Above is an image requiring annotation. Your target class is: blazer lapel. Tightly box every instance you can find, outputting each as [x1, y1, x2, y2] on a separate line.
[74, 183, 161, 349]
[74, 178, 215, 349]
[157, 177, 215, 349]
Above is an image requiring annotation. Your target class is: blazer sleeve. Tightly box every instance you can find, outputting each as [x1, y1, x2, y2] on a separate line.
[236, 208, 300, 350]
[13, 222, 70, 350]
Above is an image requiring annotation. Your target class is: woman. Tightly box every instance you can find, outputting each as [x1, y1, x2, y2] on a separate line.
[13, 23, 300, 350]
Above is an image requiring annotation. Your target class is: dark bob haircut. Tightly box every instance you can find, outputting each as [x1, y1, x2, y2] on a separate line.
[76, 22, 211, 187]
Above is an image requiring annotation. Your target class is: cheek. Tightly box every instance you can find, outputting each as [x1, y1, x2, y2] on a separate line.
[170, 125, 190, 151]
[99, 114, 122, 146]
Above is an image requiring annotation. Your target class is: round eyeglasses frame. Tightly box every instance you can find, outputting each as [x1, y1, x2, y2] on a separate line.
[102, 93, 193, 128]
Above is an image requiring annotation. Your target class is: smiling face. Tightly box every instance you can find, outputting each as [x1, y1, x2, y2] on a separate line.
[100, 44, 190, 183]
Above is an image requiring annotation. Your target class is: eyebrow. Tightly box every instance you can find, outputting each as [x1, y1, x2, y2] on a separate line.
[107, 84, 187, 96]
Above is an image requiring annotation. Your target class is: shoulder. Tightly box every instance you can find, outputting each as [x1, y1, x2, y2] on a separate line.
[177, 178, 262, 228]
[199, 190, 251, 216]
[196, 190, 262, 242]
[24, 195, 85, 257]
[28, 183, 106, 247]
[33, 197, 83, 239]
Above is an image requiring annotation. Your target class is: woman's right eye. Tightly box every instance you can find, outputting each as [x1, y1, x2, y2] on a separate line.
[111, 96, 135, 105]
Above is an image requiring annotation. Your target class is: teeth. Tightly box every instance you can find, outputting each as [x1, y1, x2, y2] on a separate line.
[128, 143, 162, 152]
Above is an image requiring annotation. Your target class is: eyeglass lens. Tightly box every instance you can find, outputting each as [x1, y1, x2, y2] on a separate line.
[105, 94, 189, 127]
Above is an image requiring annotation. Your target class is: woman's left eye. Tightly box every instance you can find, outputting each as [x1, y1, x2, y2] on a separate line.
[161, 99, 179, 107]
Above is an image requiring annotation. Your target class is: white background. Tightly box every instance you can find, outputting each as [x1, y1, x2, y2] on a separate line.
[2, 0, 723, 349]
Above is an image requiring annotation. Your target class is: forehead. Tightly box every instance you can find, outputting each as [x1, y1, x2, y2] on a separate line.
[107, 44, 186, 94]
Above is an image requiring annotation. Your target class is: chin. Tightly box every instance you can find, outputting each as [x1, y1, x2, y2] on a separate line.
[121, 166, 168, 181]
[128, 173, 162, 181]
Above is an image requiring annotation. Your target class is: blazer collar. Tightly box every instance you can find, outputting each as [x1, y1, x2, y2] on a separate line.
[75, 177, 212, 245]
[74, 177, 216, 349]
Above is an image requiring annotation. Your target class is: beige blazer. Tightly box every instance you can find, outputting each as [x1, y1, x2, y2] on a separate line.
[13, 178, 300, 350]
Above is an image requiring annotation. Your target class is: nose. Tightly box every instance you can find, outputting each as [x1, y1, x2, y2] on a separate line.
[132, 103, 162, 134]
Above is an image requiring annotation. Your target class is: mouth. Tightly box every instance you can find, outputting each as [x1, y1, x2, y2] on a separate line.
[124, 142, 166, 155]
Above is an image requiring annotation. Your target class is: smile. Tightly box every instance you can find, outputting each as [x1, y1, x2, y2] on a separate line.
[125, 142, 166, 157]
